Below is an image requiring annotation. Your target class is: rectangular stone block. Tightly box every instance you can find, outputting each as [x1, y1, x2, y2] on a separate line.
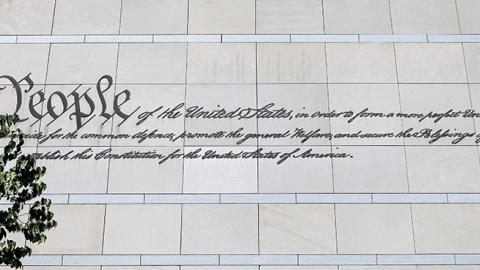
[187, 43, 256, 83]
[183, 147, 257, 193]
[395, 43, 467, 83]
[390, 0, 460, 34]
[32, 205, 105, 254]
[52, 0, 121, 34]
[117, 44, 187, 84]
[326, 43, 396, 83]
[257, 43, 326, 83]
[333, 146, 409, 193]
[188, 0, 255, 34]
[103, 204, 182, 254]
[336, 205, 415, 254]
[47, 44, 118, 84]
[182, 204, 258, 254]
[0, 0, 55, 35]
[324, 0, 391, 34]
[259, 204, 336, 254]
[412, 204, 480, 253]
[121, 0, 188, 34]
[256, 0, 324, 34]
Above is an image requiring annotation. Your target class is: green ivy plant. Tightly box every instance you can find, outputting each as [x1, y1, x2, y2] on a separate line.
[0, 115, 57, 268]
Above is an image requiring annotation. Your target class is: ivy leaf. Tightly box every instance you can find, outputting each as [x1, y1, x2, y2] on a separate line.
[0, 114, 57, 268]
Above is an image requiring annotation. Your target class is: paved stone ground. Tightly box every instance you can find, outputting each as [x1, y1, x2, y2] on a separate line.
[1, 0, 480, 269]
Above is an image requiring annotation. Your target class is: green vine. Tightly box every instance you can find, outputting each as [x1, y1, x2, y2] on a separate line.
[0, 115, 57, 268]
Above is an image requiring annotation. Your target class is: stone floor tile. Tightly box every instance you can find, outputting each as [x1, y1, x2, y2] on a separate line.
[257, 43, 326, 83]
[457, 0, 480, 34]
[117, 44, 187, 84]
[257, 84, 330, 145]
[121, 0, 187, 34]
[111, 85, 185, 147]
[108, 147, 183, 193]
[333, 146, 409, 193]
[0, 0, 55, 34]
[187, 43, 256, 83]
[399, 84, 475, 145]
[47, 44, 118, 84]
[406, 146, 480, 192]
[326, 43, 396, 83]
[0, 44, 50, 85]
[104, 204, 181, 254]
[412, 204, 480, 253]
[336, 205, 415, 254]
[259, 204, 336, 254]
[390, 0, 460, 34]
[256, 0, 323, 34]
[329, 84, 403, 145]
[395, 43, 467, 83]
[185, 84, 257, 146]
[53, 0, 121, 34]
[324, 0, 392, 34]
[37, 147, 109, 193]
[188, 0, 255, 34]
[183, 146, 257, 193]
[31, 205, 105, 254]
[182, 204, 258, 254]
[259, 146, 333, 193]
[464, 44, 480, 83]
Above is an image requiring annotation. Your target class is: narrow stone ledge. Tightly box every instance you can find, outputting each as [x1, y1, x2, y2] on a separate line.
[297, 194, 372, 204]
[222, 35, 290, 43]
[63, 255, 141, 266]
[154, 35, 221, 43]
[43, 194, 69, 204]
[455, 254, 480, 264]
[69, 194, 144, 204]
[21, 255, 62, 266]
[16, 35, 84, 43]
[145, 194, 220, 204]
[447, 194, 480, 203]
[290, 35, 359, 42]
[359, 35, 427, 42]
[0, 36, 17, 43]
[3, 34, 480, 44]
[85, 35, 153, 43]
[372, 194, 448, 203]
[141, 255, 219, 265]
[377, 255, 455, 265]
[299, 255, 377, 265]
[220, 194, 296, 203]
[428, 35, 480, 42]
[220, 255, 297, 265]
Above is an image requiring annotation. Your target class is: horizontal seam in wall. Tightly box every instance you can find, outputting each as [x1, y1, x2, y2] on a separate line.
[22, 254, 480, 266]
[4, 193, 480, 204]
[1, 34, 480, 44]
